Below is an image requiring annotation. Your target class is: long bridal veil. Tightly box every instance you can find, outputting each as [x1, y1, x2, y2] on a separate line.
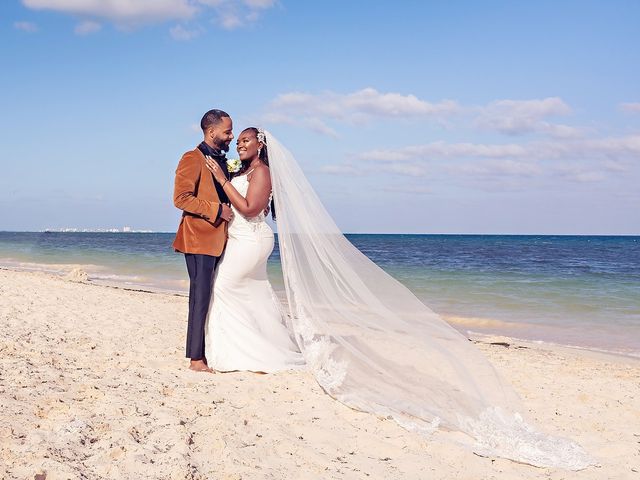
[265, 130, 593, 469]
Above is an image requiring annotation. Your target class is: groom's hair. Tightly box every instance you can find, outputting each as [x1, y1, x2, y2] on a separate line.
[201, 109, 230, 132]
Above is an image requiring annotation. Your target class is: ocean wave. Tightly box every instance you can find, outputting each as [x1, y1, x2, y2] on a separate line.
[468, 331, 640, 360]
[90, 275, 189, 294]
[0, 258, 107, 274]
[443, 315, 524, 330]
[0, 259, 189, 294]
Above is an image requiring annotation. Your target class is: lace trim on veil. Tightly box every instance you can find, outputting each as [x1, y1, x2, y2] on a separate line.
[458, 408, 593, 470]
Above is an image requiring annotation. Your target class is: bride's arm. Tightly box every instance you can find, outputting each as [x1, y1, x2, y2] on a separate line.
[207, 161, 271, 218]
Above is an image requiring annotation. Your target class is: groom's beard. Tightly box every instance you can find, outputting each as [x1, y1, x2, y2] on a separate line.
[213, 137, 231, 152]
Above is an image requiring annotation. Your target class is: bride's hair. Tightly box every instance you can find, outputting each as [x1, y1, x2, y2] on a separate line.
[240, 127, 276, 220]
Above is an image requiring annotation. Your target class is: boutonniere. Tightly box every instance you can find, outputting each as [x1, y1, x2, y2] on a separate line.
[226, 158, 241, 173]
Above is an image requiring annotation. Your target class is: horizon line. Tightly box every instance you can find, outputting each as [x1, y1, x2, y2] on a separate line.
[1, 230, 639, 237]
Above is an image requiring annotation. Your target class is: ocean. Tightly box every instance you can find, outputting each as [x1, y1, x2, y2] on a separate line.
[1, 232, 638, 357]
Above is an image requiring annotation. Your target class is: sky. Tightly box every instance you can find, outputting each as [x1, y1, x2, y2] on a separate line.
[1, 0, 639, 234]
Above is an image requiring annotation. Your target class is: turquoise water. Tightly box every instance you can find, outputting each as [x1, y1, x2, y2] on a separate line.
[1, 232, 638, 355]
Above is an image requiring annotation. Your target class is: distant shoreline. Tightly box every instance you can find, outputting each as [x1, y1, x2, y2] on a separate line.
[1, 230, 639, 236]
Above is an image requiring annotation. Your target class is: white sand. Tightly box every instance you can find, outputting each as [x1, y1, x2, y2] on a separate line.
[1, 269, 638, 479]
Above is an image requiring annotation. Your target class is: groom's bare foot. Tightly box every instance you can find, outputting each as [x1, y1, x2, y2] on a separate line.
[189, 359, 214, 373]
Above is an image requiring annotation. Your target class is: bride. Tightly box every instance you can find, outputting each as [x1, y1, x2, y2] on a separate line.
[204, 127, 305, 373]
[204, 127, 593, 470]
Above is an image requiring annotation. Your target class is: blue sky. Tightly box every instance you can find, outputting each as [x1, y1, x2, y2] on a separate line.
[1, 0, 639, 233]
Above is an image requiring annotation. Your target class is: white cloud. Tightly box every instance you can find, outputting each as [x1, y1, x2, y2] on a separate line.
[169, 23, 202, 40]
[359, 134, 640, 164]
[22, 0, 197, 25]
[320, 162, 428, 177]
[14, 21, 39, 32]
[476, 97, 582, 138]
[554, 165, 607, 183]
[385, 163, 429, 176]
[490, 97, 571, 117]
[74, 20, 101, 35]
[452, 159, 542, 178]
[303, 118, 339, 138]
[264, 92, 587, 140]
[218, 11, 242, 29]
[359, 142, 528, 162]
[271, 88, 460, 121]
[262, 91, 638, 188]
[21, 0, 276, 33]
[332, 133, 640, 186]
[319, 165, 363, 176]
[380, 185, 432, 195]
[243, 0, 276, 8]
[619, 102, 640, 113]
[264, 88, 460, 137]
[602, 160, 627, 172]
[538, 123, 584, 138]
[211, 0, 275, 29]
[260, 112, 339, 138]
[342, 88, 459, 117]
[571, 172, 606, 183]
[572, 134, 640, 158]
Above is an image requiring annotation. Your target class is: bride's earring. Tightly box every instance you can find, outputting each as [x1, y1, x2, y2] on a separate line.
[257, 147, 262, 157]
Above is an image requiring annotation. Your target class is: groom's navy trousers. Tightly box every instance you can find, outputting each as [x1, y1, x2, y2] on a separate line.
[184, 253, 219, 360]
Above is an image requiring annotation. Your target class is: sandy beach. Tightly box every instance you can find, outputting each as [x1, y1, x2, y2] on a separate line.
[1, 268, 638, 480]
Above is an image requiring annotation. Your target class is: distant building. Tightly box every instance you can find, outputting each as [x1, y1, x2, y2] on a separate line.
[41, 226, 154, 233]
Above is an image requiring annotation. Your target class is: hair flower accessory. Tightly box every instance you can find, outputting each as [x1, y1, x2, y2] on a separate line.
[227, 158, 241, 173]
[256, 128, 266, 144]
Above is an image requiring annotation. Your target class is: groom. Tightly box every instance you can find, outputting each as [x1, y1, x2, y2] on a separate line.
[173, 109, 234, 372]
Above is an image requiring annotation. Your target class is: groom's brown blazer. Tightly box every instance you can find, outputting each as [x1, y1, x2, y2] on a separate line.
[172, 147, 227, 257]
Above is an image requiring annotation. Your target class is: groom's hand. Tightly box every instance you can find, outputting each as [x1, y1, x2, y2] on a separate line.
[220, 204, 234, 222]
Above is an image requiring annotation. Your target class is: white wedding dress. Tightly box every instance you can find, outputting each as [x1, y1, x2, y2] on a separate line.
[203, 132, 593, 470]
[204, 171, 305, 373]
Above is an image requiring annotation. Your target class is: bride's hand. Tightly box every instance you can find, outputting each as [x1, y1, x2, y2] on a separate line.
[205, 157, 227, 184]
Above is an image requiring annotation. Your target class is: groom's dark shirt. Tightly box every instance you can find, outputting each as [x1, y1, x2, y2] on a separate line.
[198, 141, 230, 222]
